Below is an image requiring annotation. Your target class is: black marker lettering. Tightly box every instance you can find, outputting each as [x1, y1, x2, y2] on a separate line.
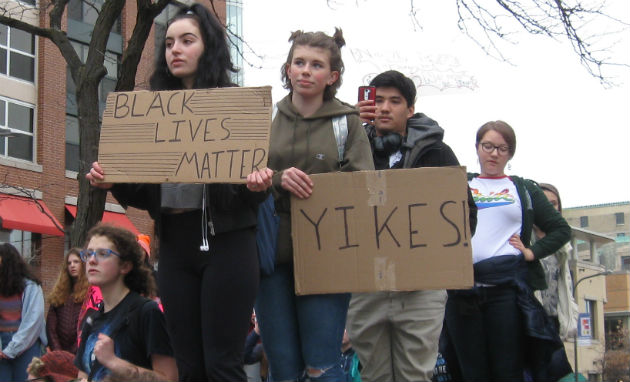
[251, 148, 266, 171]
[146, 93, 165, 117]
[113, 93, 129, 118]
[441, 200, 461, 247]
[336, 206, 358, 250]
[181, 91, 194, 114]
[240, 150, 251, 179]
[408, 203, 427, 249]
[374, 206, 400, 249]
[169, 120, 185, 142]
[227, 149, 239, 178]
[130, 93, 144, 117]
[175, 152, 199, 177]
[220, 117, 231, 140]
[300, 208, 328, 250]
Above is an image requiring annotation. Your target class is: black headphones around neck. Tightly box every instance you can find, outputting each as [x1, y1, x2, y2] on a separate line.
[373, 132, 403, 156]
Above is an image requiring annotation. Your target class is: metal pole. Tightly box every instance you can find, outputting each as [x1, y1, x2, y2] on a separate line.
[572, 271, 611, 382]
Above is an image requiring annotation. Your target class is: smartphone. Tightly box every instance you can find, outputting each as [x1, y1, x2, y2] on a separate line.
[358, 86, 376, 102]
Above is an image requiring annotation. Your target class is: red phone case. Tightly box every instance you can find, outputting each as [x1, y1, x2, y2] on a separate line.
[358, 86, 376, 102]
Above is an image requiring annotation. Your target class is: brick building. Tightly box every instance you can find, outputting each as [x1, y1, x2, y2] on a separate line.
[0, 0, 242, 296]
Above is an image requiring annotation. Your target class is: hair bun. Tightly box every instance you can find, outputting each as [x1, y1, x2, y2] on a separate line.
[288, 30, 304, 42]
[333, 27, 345, 48]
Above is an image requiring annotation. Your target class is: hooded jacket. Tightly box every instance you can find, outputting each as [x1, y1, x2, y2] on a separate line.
[269, 95, 374, 264]
[365, 113, 477, 234]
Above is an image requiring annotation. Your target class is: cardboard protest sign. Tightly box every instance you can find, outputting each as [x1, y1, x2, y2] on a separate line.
[291, 167, 473, 295]
[98, 86, 272, 183]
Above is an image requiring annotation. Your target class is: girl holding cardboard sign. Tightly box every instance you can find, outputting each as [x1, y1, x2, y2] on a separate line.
[87, 4, 272, 381]
[254, 29, 373, 381]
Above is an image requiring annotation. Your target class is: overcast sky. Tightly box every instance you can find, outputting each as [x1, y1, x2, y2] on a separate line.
[241, 0, 630, 208]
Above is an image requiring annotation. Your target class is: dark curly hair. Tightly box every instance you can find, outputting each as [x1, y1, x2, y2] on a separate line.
[0, 243, 40, 296]
[281, 28, 346, 101]
[84, 224, 156, 297]
[149, 3, 237, 90]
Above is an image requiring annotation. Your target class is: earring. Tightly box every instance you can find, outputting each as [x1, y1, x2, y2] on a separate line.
[508, 162, 512, 171]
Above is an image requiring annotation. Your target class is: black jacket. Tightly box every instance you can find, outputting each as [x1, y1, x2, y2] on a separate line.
[365, 113, 477, 234]
[111, 183, 267, 238]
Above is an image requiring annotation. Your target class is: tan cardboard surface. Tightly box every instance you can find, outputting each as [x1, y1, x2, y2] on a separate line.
[98, 86, 272, 183]
[291, 167, 474, 295]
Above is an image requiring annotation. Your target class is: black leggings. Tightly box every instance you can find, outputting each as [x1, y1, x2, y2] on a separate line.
[158, 211, 259, 381]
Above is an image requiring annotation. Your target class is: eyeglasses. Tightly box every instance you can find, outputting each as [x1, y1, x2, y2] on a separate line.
[480, 142, 510, 155]
[79, 248, 121, 262]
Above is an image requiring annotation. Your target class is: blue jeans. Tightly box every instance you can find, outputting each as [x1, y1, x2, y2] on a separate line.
[0, 331, 42, 382]
[255, 264, 350, 382]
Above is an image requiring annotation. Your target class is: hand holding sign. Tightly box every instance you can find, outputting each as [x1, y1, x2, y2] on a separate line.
[86, 162, 113, 190]
[247, 168, 274, 192]
[281, 167, 314, 199]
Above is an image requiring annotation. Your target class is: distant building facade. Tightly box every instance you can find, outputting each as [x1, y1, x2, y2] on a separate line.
[0, 0, 240, 296]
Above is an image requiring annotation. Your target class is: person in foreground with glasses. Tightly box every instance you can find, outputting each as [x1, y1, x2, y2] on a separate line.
[74, 223, 177, 382]
[441, 120, 572, 381]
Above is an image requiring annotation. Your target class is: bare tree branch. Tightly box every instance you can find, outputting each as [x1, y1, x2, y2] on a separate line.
[452, 0, 630, 86]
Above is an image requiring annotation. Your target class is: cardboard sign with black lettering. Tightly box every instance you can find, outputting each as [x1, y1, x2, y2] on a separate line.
[98, 86, 272, 183]
[291, 167, 474, 295]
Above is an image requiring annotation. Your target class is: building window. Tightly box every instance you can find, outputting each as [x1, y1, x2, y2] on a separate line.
[0, 24, 36, 83]
[623, 256, 630, 271]
[580, 216, 589, 228]
[226, 0, 243, 85]
[615, 212, 625, 225]
[0, 96, 34, 162]
[65, 41, 119, 171]
[0, 229, 38, 263]
[585, 299, 597, 339]
[67, 0, 121, 33]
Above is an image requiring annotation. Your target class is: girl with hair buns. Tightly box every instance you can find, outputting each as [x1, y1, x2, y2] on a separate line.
[46, 248, 89, 354]
[86, 3, 272, 380]
[254, 28, 373, 381]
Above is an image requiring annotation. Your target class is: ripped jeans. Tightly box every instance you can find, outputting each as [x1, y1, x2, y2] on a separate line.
[255, 264, 349, 382]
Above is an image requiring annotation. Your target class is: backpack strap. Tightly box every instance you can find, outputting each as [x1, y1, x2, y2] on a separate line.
[273, 103, 348, 165]
[332, 115, 348, 164]
[87, 294, 152, 381]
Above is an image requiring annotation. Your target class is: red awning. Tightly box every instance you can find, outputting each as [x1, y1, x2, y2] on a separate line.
[65, 205, 140, 235]
[0, 194, 64, 236]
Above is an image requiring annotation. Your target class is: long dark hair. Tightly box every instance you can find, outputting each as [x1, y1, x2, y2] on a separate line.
[150, 3, 236, 90]
[0, 243, 40, 296]
[85, 224, 156, 297]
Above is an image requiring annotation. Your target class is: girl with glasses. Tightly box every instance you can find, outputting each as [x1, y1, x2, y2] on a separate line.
[74, 223, 176, 381]
[442, 121, 572, 381]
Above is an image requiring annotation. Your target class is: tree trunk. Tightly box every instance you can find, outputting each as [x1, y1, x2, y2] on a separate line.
[71, 77, 107, 248]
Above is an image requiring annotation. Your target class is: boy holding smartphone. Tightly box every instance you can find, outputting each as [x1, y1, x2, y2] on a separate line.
[347, 70, 477, 382]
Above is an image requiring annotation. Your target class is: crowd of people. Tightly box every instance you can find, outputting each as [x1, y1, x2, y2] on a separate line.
[0, 2, 579, 382]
